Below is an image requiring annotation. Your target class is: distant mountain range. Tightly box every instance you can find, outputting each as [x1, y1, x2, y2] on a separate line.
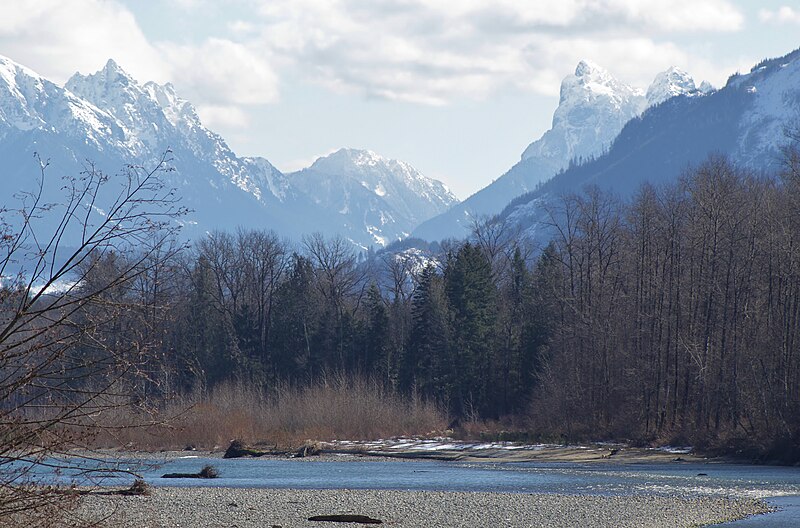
[0, 56, 457, 249]
[496, 48, 800, 243]
[3, 47, 798, 253]
[412, 61, 710, 241]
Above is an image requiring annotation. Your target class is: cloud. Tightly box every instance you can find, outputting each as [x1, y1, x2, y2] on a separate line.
[248, 0, 745, 103]
[0, 0, 169, 84]
[759, 6, 800, 25]
[0, 0, 280, 122]
[195, 104, 251, 129]
[159, 38, 280, 106]
[0, 0, 748, 116]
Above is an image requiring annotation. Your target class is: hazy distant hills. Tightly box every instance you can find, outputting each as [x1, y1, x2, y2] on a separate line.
[412, 61, 709, 242]
[0, 56, 457, 249]
[496, 47, 800, 243]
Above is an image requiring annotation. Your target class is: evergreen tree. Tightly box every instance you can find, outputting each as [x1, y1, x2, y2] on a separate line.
[270, 254, 319, 380]
[363, 283, 390, 377]
[444, 243, 497, 417]
[406, 264, 451, 402]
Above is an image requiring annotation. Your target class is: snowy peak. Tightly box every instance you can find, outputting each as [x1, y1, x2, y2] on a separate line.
[309, 147, 386, 174]
[574, 59, 605, 78]
[307, 148, 457, 207]
[291, 147, 458, 246]
[646, 67, 698, 106]
[66, 59, 169, 152]
[0, 54, 119, 143]
[567, 59, 637, 100]
[699, 81, 715, 94]
[521, 60, 645, 166]
[557, 59, 645, 123]
[66, 59, 139, 109]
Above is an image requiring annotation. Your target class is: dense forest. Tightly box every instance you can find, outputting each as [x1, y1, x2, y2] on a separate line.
[6, 149, 800, 463]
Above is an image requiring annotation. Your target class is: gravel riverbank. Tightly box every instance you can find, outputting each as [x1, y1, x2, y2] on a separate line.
[75, 487, 771, 527]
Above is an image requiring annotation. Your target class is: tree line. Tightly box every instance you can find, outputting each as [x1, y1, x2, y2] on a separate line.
[160, 150, 800, 456]
[7, 149, 800, 463]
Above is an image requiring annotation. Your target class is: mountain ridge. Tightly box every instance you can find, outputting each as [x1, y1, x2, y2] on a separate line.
[0, 55, 456, 249]
[412, 60, 707, 242]
[496, 47, 800, 243]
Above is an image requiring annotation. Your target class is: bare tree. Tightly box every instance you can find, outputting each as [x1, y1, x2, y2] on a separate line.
[0, 152, 185, 523]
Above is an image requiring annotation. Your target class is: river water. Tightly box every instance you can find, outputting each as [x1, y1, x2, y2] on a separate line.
[9, 455, 800, 526]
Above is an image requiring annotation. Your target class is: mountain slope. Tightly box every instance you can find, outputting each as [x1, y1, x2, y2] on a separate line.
[499, 48, 800, 241]
[0, 56, 455, 248]
[413, 61, 696, 241]
[289, 148, 457, 246]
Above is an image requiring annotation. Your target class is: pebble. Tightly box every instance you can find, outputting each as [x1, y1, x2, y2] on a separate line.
[74, 487, 771, 527]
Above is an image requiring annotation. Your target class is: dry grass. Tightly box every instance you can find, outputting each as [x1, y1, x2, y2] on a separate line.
[94, 376, 448, 450]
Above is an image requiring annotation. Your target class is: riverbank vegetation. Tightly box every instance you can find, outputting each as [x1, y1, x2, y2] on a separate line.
[94, 377, 446, 450]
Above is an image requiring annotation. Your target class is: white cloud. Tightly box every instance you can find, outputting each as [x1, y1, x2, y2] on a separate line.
[0, 0, 280, 128]
[0, 0, 169, 84]
[759, 6, 800, 25]
[195, 104, 251, 129]
[0, 0, 748, 115]
[170, 0, 203, 9]
[600, 0, 743, 32]
[247, 0, 744, 103]
[160, 38, 280, 106]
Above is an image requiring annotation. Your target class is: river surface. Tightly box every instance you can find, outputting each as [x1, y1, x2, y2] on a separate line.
[9, 455, 800, 526]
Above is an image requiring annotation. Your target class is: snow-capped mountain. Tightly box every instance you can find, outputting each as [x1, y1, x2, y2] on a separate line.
[646, 66, 707, 107]
[290, 148, 457, 246]
[0, 55, 455, 249]
[498, 48, 800, 244]
[414, 61, 697, 242]
[521, 60, 646, 164]
[0, 55, 120, 145]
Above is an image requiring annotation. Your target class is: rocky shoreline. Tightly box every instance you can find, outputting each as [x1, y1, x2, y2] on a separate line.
[73, 487, 771, 527]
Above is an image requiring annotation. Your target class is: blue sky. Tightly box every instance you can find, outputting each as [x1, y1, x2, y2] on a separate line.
[0, 1, 797, 198]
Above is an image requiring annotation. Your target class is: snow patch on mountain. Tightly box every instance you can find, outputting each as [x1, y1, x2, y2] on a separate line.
[732, 50, 800, 167]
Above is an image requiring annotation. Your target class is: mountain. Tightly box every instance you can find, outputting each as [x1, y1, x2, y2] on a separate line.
[412, 61, 703, 242]
[645, 66, 705, 107]
[0, 55, 455, 249]
[289, 148, 456, 246]
[520, 60, 646, 164]
[498, 48, 800, 242]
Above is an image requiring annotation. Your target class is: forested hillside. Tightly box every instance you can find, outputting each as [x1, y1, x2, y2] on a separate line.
[28, 143, 795, 461]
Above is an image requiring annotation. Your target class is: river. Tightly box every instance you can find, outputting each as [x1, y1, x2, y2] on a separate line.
[9, 455, 800, 526]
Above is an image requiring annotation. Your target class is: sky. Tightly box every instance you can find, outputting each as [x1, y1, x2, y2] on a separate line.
[0, 1, 797, 199]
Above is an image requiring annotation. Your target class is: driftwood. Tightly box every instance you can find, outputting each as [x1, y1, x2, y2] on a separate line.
[295, 441, 323, 458]
[67, 479, 152, 496]
[224, 440, 270, 458]
[161, 465, 218, 479]
[308, 514, 383, 524]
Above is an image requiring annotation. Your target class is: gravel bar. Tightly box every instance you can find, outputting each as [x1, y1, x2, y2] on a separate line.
[75, 487, 771, 527]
